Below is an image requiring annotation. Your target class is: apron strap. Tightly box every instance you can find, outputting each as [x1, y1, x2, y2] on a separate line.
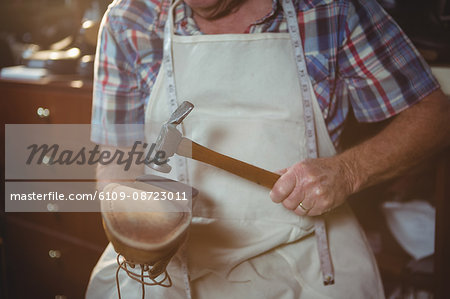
[280, 0, 335, 285]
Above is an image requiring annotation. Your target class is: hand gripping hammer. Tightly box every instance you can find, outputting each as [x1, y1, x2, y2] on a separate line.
[149, 101, 281, 189]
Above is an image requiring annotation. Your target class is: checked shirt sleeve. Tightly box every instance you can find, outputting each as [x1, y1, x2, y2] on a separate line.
[337, 0, 440, 123]
[91, 1, 164, 146]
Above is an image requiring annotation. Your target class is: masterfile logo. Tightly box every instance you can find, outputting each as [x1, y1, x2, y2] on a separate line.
[25, 141, 168, 171]
[4, 124, 192, 213]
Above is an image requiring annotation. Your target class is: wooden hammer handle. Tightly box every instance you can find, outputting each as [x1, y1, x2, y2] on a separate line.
[176, 137, 280, 189]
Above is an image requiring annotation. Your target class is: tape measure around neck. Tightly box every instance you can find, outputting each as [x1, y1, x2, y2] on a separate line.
[280, 0, 335, 285]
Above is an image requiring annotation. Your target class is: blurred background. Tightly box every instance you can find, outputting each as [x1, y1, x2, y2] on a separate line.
[0, 0, 447, 73]
[0, 0, 111, 73]
[0, 0, 449, 298]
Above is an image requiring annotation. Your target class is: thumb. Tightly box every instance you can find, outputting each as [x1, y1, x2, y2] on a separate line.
[270, 169, 296, 203]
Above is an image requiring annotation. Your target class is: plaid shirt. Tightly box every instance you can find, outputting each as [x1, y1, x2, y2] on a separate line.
[92, 0, 439, 146]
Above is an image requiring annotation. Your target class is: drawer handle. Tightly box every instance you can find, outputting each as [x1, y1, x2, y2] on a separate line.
[37, 107, 50, 118]
[55, 295, 67, 299]
[47, 203, 59, 212]
[49, 249, 61, 259]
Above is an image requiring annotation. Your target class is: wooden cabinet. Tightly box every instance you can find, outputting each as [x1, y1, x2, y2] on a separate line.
[3, 214, 106, 299]
[0, 76, 108, 299]
[1, 77, 92, 124]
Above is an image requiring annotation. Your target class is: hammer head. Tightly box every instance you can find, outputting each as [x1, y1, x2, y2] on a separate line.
[149, 101, 194, 173]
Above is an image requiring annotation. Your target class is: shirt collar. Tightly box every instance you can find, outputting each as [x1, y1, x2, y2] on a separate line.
[252, 0, 280, 25]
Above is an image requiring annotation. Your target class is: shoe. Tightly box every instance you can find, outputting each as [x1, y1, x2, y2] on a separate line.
[101, 175, 198, 281]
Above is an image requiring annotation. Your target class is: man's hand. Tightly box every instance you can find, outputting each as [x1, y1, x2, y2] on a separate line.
[270, 157, 356, 216]
[270, 89, 450, 216]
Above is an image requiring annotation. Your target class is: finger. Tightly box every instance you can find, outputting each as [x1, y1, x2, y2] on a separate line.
[299, 186, 329, 216]
[293, 195, 317, 216]
[302, 203, 321, 216]
[281, 184, 306, 210]
[270, 170, 296, 203]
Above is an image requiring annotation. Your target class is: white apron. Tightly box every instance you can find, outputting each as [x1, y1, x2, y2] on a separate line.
[87, 1, 385, 298]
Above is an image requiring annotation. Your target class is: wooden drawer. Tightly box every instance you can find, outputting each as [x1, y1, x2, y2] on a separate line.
[3, 86, 92, 124]
[5, 213, 108, 248]
[1, 79, 92, 125]
[3, 216, 106, 299]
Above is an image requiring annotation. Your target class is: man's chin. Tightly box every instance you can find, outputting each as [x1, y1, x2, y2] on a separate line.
[186, 0, 245, 20]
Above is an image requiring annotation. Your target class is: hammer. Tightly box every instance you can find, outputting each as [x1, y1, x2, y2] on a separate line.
[149, 101, 281, 189]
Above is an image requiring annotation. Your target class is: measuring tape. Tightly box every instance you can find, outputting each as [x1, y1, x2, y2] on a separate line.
[281, 0, 335, 285]
[163, 1, 189, 185]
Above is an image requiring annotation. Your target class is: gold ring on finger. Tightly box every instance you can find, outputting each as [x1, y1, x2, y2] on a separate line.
[298, 201, 310, 212]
